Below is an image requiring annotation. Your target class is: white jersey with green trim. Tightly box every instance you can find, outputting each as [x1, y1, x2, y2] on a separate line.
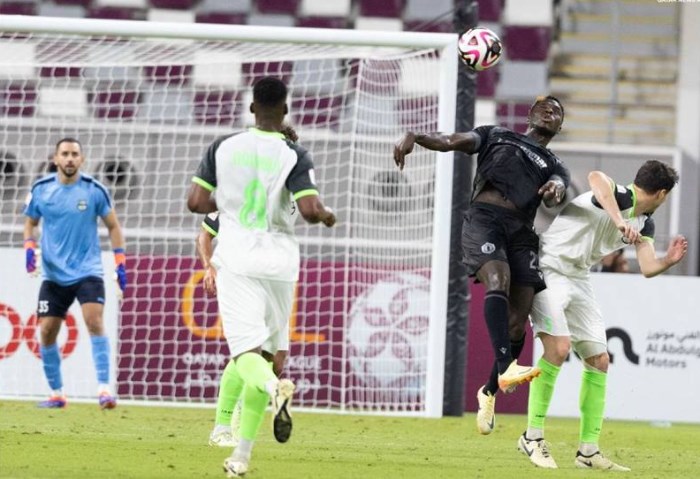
[193, 127, 319, 281]
[539, 184, 655, 277]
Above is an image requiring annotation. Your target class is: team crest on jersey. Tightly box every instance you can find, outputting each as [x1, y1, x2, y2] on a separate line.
[77, 199, 88, 211]
[481, 242, 495, 254]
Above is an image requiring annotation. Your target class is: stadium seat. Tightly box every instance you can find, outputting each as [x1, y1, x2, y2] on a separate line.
[39, 66, 83, 78]
[143, 64, 193, 86]
[150, 0, 197, 9]
[89, 87, 141, 119]
[296, 16, 349, 29]
[358, 0, 405, 18]
[496, 101, 531, 133]
[0, 1, 37, 15]
[54, 0, 91, 6]
[503, 26, 551, 61]
[477, 0, 503, 22]
[0, 83, 36, 117]
[255, 0, 300, 15]
[299, 0, 350, 18]
[476, 65, 498, 98]
[242, 61, 293, 86]
[290, 94, 344, 128]
[397, 96, 439, 131]
[193, 90, 241, 126]
[350, 58, 399, 94]
[195, 11, 248, 24]
[87, 6, 147, 20]
[403, 20, 452, 33]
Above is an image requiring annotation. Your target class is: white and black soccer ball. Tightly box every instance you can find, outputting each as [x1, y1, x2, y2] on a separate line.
[457, 27, 503, 72]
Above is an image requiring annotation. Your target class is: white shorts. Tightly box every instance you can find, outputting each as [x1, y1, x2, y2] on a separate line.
[530, 267, 607, 350]
[216, 269, 294, 358]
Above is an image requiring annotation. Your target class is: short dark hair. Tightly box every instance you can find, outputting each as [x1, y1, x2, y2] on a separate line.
[532, 95, 565, 120]
[634, 160, 679, 193]
[55, 137, 82, 153]
[252, 76, 288, 107]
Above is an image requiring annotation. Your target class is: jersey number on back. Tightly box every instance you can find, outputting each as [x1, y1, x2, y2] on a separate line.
[239, 179, 268, 229]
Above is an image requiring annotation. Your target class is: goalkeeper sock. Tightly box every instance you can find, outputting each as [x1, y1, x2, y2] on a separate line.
[90, 335, 110, 385]
[579, 367, 607, 445]
[215, 359, 244, 426]
[239, 382, 270, 442]
[527, 357, 561, 435]
[40, 343, 63, 391]
[235, 352, 277, 394]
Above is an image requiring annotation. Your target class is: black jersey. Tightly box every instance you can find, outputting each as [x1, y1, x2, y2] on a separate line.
[471, 126, 570, 223]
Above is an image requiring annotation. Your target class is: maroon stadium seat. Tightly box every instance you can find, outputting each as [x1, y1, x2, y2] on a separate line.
[255, 0, 300, 15]
[291, 95, 343, 128]
[398, 96, 439, 131]
[358, 0, 405, 18]
[195, 12, 248, 25]
[476, 0, 503, 22]
[143, 64, 193, 86]
[150, 0, 198, 9]
[89, 87, 141, 120]
[296, 16, 349, 29]
[496, 102, 530, 133]
[87, 6, 147, 20]
[476, 66, 498, 98]
[403, 20, 452, 33]
[0, 1, 37, 15]
[503, 26, 551, 61]
[242, 62, 293, 86]
[193, 90, 242, 126]
[53, 0, 91, 6]
[0, 83, 37, 117]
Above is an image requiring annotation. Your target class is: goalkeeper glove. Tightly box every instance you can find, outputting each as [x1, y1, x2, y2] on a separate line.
[114, 248, 127, 296]
[24, 238, 40, 276]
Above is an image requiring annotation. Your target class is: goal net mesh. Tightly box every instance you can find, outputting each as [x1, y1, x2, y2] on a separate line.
[0, 28, 446, 414]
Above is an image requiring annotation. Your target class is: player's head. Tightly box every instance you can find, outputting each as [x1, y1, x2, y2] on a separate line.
[634, 160, 679, 211]
[53, 137, 84, 178]
[527, 95, 564, 136]
[250, 76, 288, 121]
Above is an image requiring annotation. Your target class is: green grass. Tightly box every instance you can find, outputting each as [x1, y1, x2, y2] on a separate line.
[1, 400, 699, 479]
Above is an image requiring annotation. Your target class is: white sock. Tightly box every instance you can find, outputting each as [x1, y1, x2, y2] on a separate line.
[579, 442, 599, 456]
[526, 427, 544, 440]
[234, 439, 253, 461]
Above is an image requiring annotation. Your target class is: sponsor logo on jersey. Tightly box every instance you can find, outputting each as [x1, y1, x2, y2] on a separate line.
[481, 242, 495, 254]
[77, 199, 87, 211]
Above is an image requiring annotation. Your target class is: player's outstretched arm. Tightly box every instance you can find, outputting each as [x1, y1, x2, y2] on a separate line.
[636, 235, 688, 278]
[393, 131, 480, 171]
[297, 195, 335, 227]
[589, 170, 640, 244]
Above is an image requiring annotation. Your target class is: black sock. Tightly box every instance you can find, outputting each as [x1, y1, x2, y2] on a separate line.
[484, 332, 527, 395]
[483, 290, 511, 375]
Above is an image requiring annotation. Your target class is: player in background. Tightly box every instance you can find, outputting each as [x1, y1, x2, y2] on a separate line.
[198, 211, 288, 449]
[518, 161, 687, 470]
[394, 95, 569, 434]
[187, 76, 335, 477]
[23, 137, 126, 409]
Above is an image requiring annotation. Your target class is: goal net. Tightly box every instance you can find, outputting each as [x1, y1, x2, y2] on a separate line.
[0, 17, 457, 417]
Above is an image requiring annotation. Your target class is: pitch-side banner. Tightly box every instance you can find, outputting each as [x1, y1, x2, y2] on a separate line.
[536, 272, 700, 423]
[0, 248, 120, 399]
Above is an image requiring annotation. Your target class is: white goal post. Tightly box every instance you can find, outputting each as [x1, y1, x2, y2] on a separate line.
[0, 16, 458, 417]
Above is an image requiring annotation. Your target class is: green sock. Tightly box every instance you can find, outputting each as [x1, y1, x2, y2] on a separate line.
[236, 352, 277, 393]
[239, 382, 271, 442]
[527, 357, 561, 430]
[580, 368, 607, 444]
[215, 359, 244, 426]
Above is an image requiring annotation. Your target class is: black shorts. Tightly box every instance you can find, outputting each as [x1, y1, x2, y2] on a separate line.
[461, 202, 546, 293]
[37, 276, 106, 318]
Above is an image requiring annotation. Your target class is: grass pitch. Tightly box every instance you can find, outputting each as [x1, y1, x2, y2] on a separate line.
[1, 400, 698, 478]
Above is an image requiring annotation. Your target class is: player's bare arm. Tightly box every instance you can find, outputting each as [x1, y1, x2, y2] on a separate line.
[393, 131, 480, 170]
[187, 183, 218, 214]
[539, 174, 567, 208]
[297, 195, 336, 227]
[102, 209, 125, 251]
[196, 229, 217, 296]
[588, 170, 640, 244]
[635, 235, 688, 278]
[23, 216, 39, 241]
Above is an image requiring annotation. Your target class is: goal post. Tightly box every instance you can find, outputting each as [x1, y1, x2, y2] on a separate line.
[0, 16, 458, 418]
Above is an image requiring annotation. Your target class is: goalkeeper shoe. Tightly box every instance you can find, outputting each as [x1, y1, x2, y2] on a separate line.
[575, 451, 630, 471]
[209, 427, 236, 448]
[223, 457, 248, 478]
[476, 386, 496, 435]
[498, 360, 541, 393]
[99, 393, 117, 410]
[271, 379, 295, 443]
[37, 396, 67, 409]
[518, 434, 558, 469]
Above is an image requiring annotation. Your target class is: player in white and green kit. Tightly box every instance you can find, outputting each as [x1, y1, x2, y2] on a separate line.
[187, 77, 335, 477]
[518, 160, 688, 471]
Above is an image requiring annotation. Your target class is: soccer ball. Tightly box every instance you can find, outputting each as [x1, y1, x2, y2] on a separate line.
[457, 27, 503, 71]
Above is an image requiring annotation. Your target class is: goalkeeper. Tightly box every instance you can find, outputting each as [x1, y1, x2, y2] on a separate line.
[23, 137, 126, 409]
[187, 76, 335, 478]
[197, 211, 288, 449]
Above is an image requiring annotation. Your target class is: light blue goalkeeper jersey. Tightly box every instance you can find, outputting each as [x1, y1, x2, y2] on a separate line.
[24, 173, 113, 286]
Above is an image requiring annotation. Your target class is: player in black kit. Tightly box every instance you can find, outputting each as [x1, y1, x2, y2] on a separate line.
[394, 95, 569, 434]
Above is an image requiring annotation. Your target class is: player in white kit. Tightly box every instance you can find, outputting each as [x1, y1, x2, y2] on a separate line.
[518, 160, 687, 471]
[187, 77, 336, 477]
